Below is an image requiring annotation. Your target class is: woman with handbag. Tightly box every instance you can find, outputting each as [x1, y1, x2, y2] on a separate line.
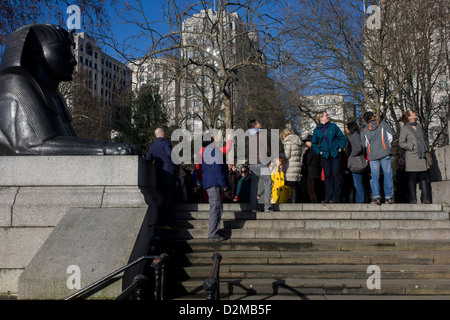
[398, 110, 432, 204]
[311, 111, 347, 203]
[346, 122, 367, 203]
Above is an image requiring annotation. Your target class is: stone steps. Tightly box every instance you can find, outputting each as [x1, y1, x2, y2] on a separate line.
[163, 217, 450, 228]
[158, 227, 450, 240]
[172, 203, 444, 212]
[172, 250, 450, 266]
[160, 239, 450, 252]
[170, 211, 450, 220]
[175, 264, 450, 280]
[155, 203, 450, 299]
[177, 278, 450, 297]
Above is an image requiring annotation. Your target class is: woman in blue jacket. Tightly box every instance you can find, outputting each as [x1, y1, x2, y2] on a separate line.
[312, 111, 347, 203]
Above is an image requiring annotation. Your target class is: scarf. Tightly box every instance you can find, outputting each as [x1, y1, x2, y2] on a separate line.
[319, 121, 332, 152]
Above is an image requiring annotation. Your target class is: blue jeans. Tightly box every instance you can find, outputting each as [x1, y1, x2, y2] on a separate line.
[352, 172, 365, 203]
[369, 155, 394, 200]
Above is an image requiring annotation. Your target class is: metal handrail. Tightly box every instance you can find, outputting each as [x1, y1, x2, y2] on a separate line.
[152, 253, 169, 300]
[65, 254, 167, 300]
[203, 252, 222, 300]
[114, 274, 147, 300]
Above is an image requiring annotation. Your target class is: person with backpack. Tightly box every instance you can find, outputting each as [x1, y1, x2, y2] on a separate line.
[311, 111, 347, 203]
[360, 111, 395, 205]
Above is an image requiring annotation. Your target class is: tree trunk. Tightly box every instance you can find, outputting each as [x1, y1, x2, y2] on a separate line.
[223, 85, 232, 129]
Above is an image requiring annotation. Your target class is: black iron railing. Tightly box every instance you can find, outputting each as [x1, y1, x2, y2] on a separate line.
[114, 274, 147, 300]
[65, 254, 169, 300]
[151, 253, 169, 300]
[203, 252, 222, 300]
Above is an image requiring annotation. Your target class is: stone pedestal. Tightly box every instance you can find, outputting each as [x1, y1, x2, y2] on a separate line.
[427, 146, 450, 206]
[0, 156, 160, 299]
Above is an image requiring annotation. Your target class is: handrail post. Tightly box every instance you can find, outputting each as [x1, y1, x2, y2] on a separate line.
[114, 274, 147, 300]
[152, 253, 169, 300]
[203, 252, 222, 300]
[160, 254, 168, 300]
[134, 274, 147, 300]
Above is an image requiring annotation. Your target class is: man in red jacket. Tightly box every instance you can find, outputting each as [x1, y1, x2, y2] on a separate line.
[202, 134, 229, 241]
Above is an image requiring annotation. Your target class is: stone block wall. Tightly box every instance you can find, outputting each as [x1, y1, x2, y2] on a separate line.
[429, 146, 450, 206]
[0, 156, 160, 299]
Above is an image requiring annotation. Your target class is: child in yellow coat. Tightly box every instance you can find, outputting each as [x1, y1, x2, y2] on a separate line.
[271, 157, 291, 204]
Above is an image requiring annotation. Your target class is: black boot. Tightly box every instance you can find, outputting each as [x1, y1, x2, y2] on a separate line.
[291, 187, 297, 203]
[408, 181, 417, 204]
[419, 180, 432, 204]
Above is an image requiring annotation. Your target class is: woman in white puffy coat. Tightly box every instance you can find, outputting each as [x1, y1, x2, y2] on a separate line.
[280, 129, 303, 202]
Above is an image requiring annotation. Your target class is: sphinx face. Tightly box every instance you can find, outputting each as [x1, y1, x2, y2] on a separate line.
[41, 42, 77, 81]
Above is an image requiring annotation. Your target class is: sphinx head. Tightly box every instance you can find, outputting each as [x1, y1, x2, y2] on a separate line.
[1, 24, 78, 82]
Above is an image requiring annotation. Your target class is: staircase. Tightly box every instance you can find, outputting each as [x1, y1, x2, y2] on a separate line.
[153, 202, 450, 300]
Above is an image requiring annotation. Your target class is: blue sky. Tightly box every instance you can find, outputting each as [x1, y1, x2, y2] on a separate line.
[101, 1, 173, 60]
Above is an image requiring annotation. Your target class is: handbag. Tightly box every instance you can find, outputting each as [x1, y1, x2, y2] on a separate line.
[348, 154, 368, 173]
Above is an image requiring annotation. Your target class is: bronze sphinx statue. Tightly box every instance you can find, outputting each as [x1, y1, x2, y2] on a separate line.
[0, 24, 138, 155]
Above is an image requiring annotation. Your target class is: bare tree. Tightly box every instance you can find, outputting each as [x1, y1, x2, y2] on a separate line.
[101, 0, 291, 130]
[281, 0, 450, 146]
[0, 0, 109, 56]
[60, 68, 112, 140]
[384, 0, 450, 147]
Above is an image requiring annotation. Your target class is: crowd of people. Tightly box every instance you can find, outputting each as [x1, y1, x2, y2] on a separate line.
[146, 110, 433, 241]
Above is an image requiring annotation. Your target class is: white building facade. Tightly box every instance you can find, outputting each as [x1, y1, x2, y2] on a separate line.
[73, 33, 132, 106]
[300, 94, 356, 139]
[128, 57, 180, 126]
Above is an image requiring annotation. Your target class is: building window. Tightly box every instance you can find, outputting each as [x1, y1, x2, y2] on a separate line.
[86, 43, 93, 56]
